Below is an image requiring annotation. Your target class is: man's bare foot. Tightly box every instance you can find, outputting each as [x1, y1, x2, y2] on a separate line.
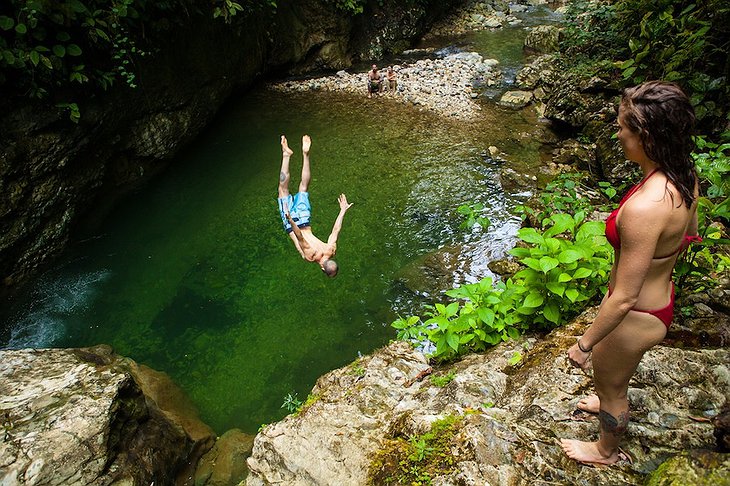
[281, 135, 294, 157]
[302, 134, 311, 154]
[577, 394, 600, 414]
[560, 439, 619, 466]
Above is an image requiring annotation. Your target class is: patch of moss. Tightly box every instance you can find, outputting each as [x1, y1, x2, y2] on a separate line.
[367, 414, 468, 485]
[429, 369, 456, 388]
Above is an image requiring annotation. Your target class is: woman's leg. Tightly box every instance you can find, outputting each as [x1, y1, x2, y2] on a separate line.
[562, 311, 666, 464]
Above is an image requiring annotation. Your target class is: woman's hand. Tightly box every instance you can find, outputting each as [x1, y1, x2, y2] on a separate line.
[567, 342, 592, 370]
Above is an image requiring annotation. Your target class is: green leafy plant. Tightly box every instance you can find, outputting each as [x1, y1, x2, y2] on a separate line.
[0, 0, 276, 120]
[613, 0, 729, 120]
[281, 392, 302, 414]
[457, 202, 491, 230]
[515, 172, 618, 228]
[393, 214, 613, 361]
[675, 133, 730, 288]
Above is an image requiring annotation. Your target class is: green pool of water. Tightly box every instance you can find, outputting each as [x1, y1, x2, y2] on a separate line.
[1, 15, 559, 434]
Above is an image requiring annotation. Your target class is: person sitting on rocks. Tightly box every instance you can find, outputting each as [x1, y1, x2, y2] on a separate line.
[386, 66, 397, 95]
[277, 134, 353, 277]
[367, 64, 382, 99]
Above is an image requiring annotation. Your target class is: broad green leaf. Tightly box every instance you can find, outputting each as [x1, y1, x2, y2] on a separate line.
[2, 50, 15, 64]
[445, 301, 459, 317]
[517, 228, 544, 245]
[539, 257, 559, 273]
[15, 23, 27, 34]
[446, 332, 459, 351]
[53, 45, 66, 57]
[546, 282, 566, 296]
[0, 16, 14, 31]
[558, 272, 572, 282]
[477, 307, 495, 327]
[543, 303, 560, 324]
[507, 327, 520, 340]
[523, 292, 544, 308]
[577, 221, 606, 239]
[566, 288, 580, 303]
[558, 249, 583, 264]
[67, 44, 82, 56]
[522, 258, 543, 272]
[573, 267, 593, 279]
[508, 247, 531, 258]
[29, 50, 39, 66]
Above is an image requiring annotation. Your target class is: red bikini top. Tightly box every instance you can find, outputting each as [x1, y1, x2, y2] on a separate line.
[604, 169, 702, 258]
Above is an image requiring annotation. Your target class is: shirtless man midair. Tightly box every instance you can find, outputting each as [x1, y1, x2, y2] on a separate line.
[276, 135, 353, 277]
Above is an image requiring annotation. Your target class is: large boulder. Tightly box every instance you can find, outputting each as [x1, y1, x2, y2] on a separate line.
[246, 309, 729, 485]
[0, 345, 215, 485]
[524, 25, 561, 55]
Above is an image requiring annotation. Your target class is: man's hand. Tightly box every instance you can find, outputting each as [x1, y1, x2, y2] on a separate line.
[338, 194, 353, 211]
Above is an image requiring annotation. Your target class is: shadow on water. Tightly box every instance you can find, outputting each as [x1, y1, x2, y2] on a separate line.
[0, 10, 561, 434]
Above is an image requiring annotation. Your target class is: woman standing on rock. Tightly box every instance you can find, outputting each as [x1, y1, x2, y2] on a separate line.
[561, 81, 701, 465]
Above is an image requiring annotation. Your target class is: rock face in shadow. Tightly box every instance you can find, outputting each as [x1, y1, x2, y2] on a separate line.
[0, 345, 215, 485]
[0, 0, 465, 290]
[245, 308, 729, 485]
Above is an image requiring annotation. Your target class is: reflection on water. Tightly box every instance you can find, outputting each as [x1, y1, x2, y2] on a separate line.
[1, 15, 558, 433]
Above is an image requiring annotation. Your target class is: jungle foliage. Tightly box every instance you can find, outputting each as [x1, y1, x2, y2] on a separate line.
[0, 0, 278, 120]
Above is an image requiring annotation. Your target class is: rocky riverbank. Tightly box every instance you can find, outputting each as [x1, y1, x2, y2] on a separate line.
[269, 52, 500, 120]
[246, 310, 729, 485]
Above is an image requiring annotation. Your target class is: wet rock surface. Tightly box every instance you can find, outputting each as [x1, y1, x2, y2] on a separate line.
[246, 309, 729, 485]
[0, 345, 214, 485]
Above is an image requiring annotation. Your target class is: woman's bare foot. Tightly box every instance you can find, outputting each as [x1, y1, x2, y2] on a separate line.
[577, 394, 600, 414]
[302, 134, 311, 154]
[281, 135, 294, 157]
[560, 439, 619, 465]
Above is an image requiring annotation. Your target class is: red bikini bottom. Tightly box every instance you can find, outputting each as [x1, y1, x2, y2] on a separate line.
[608, 282, 674, 329]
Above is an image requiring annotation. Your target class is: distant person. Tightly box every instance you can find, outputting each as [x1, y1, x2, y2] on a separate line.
[277, 135, 353, 277]
[561, 81, 701, 465]
[367, 64, 381, 98]
[386, 66, 397, 95]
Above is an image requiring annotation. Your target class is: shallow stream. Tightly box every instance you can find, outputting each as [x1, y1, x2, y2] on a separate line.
[1, 6, 562, 434]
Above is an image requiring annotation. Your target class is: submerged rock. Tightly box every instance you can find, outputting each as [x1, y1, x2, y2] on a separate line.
[0, 345, 214, 485]
[246, 310, 729, 485]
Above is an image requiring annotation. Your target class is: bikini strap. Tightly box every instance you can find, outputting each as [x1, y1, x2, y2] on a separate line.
[618, 168, 660, 206]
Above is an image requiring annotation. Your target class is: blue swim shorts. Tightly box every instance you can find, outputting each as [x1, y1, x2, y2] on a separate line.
[277, 192, 311, 233]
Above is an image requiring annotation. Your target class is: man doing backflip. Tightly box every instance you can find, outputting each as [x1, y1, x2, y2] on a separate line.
[277, 134, 353, 277]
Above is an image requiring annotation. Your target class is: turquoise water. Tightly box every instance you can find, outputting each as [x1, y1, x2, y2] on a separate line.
[0, 13, 558, 434]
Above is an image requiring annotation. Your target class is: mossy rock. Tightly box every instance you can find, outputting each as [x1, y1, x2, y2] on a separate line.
[645, 450, 730, 486]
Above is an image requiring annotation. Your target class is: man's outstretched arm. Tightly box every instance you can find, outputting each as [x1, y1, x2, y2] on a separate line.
[286, 213, 308, 258]
[327, 194, 353, 246]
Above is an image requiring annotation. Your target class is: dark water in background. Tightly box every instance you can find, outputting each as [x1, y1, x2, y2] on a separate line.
[0, 6, 562, 434]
